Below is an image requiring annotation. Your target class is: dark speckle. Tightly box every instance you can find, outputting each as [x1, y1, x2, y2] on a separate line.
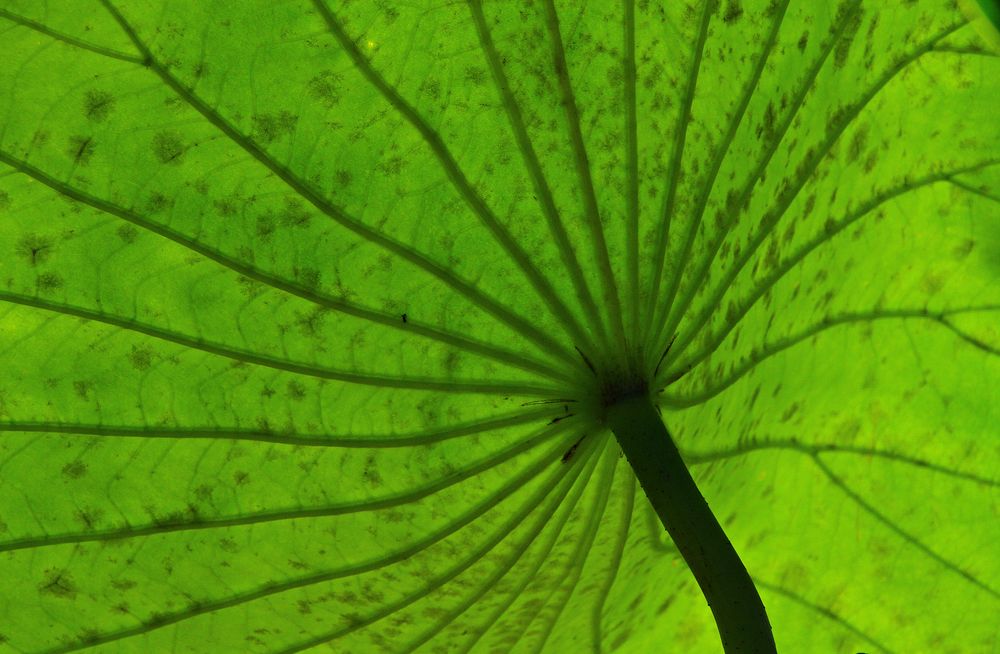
[834, 7, 863, 69]
[72, 380, 90, 399]
[39, 569, 77, 599]
[952, 239, 974, 260]
[797, 31, 809, 52]
[145, 192, 171, 214]
[36, 272, 63, 293]
[234, 470, 250, 486]
[362, 454, 382, 486]
[127, 345, 154, 371]
[152, 130, 185, 164]
[0, 191, 9, 211]
[756, 102, 776, 141]
[401, 313, 408, 324]
[83, 90, 115, 122]
[251, 110, 297, 144]
[294, 267, 320, 290]
[847, 126, 868, 163]
[307, 71, 344, 108]
[16, 234, 54, 267]
[62, 461, 88, 479]
[110, 579, 136, 592]
[75, 508, 104, 529]
[67, 136, 95, 166]
[464, 66, 486, 85]
[279, 198, 310, 227]
[863, 152, 878, 173]
[286, 380, 306, 400]
[722, 0, 743, 23]
[116, 224, 139, 244]
[255, 214, 275, 240]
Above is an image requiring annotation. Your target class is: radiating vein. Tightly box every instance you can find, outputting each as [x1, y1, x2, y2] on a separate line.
[623, 0, 640, 350]
[531, 441, 617, 654]
[0, 290, 555, 396]
[658, 307, 1000, 405]
[308, 430, 599, 654]
[949, 177, 1000, 203]
[812, 457, 999, 600]
[653, 15, 966, 365]
[0, 409, 554, 448]
[32, 430, 577, 654]
[0, 423, 572, 555]
[640, 0, 718, 358]
[649, 2, 862, 362]
[392, 467, 580, 654]
[641, 0, 790, 377]
[678, 439, 1000, 602]
[541, 0, 627, 360]
[273, 432, 586, 654]
[655, 159, 1000, 387]
[96, 0, 584, 373]
[0, 8, 144, 64]
[0, 150, 570, 385]
[454, 434, 605, 654]
[310, 0, 596, 363]
[755, 579, 897, 654]
[591, 472, 635, 653]
[681, 438, 999, 488]
[660, 309, 1000, 409]
[466, 0, 608, 357]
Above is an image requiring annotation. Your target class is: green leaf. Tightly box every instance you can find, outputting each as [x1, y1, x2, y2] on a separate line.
[0, 1, 997, 652]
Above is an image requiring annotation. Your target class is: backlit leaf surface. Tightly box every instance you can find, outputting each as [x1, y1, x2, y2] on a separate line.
[0, 1, 997, 652]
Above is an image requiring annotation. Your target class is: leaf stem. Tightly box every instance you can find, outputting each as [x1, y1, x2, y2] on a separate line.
[607, 394, 776, 654]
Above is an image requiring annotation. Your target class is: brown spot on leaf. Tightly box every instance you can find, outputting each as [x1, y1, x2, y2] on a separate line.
[68, 136, 96, 165]
[127, 345, 154, 371]
[251, 110, 297, 144]
[83, 90, 115, 122]
[152, 130, 185, 164]
[286, 381, 306, 400]
[279, 198, 311, 227]
[16, 234, 54, 266]
[62, 461, 88, 479]
[722, 0, 743, 23]
[36, 272, 63, 293]
[116, 224, 138, 244]
[847, 125, 868, 164]
[833, 6, 863, 69]
[307, 71, 344, 108]
[39, 569, 77, 599]
[110, 578, 136, 591]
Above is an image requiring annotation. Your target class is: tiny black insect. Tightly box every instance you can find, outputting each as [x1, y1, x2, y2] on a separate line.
[653, 333, 678, 377]
[574, 345, 596, 375]
[548, 413, 574, 425]
[561, 435, 585, 463]
[401, 313, 407, 323]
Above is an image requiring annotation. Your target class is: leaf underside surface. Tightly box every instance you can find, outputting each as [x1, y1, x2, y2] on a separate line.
[0, 1, 998, 653]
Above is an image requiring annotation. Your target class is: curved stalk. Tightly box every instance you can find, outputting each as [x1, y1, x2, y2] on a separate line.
[607, 394, 776, 654]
